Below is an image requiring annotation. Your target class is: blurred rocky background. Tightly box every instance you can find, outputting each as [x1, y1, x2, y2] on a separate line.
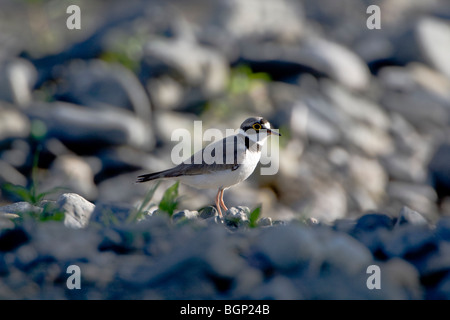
[1, 0, 450, 300]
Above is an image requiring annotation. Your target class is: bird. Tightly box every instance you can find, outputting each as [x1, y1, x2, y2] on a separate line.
[136, 117, 281, 218]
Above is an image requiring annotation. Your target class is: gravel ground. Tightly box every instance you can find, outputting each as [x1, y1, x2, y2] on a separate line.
[0, 195, 448, 300]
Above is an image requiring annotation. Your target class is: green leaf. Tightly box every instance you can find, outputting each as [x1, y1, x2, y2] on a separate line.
[128, 181, 161, 223]
[158, 181, 180, 217]
[2, 183, 33, 203]
[249, 205, 262, 228]
[1, 146, 69, 223]
[39, 210, 65, 222]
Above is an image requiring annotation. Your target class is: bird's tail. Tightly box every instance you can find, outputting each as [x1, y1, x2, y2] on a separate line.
[136, 170, 171, 183]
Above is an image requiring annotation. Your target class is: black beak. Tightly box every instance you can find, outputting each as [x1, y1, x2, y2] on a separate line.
[267, 129, 281, 136]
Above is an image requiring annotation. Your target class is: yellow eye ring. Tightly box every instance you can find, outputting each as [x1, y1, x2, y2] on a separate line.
[252, 123, 262, 131]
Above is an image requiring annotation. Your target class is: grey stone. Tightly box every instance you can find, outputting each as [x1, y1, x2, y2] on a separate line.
[250, 275, 302, 300]
[388, 113, 429, 157]
[428, 143, 450, 204]
[379, 258, 423, 300]
[13, 245, 40, 271]
[54, 59, 152, 123]
[350, 213, 394, 258]
[153, 110, 199, 145]
[416, 17, 450, 79]
[98, 228, 135, 254]
[25, 101, 155, 151]
[255, 224, 321, 272]
[70, 260, 115, 291]
[322, 81, 390, 131]
[90, 202, 135, 227]
[332, 218, 356, 233]
[381, 88, 449, 129]
[56, 193, 95, 229]
[295, 271, 380, 299]
[143, 39, 228, 108]
[381, 153, 428, 183]
[41, 155, 98, 201]
[379, 66, 450, 127]
[198, 206, 218, 219]
[392, 109, 438, 175]
[408, 63, 450, 103]
[0, 103, 30, 143]
[302, 180, 348, 224]
[230, 266, 264, 298]
[320, 230, 373, 275]
[0, 58, 37, 107]
[30, 222, 101, 261]
[97, 148, 181, 204]
[202, 228, 247, 279]
[224, 206, 250, 229]
[0, 214, 17, 229]
[0, 138, 30, 169]
[387, 181, 438, 219]
[257, 217, 272, 227]
[0, 202, 42, 216]
[436, 217, 450, 242]
[209, 0, 304, 43]
[172, 210, 199, 223]
[117, 225, 239, 298]
[353, 213, 394, 233]
[240, 38, 371, 90]
[344, 123, 393, 157]
[146, 76, 184, 110]
[292, 101, 340, 145]
[383, 224, 437, 262]
[395, 206, 428, 227]
[418, 241, 450, 281]
[348, 155, 388, 207]
[0, 159, 27, 187]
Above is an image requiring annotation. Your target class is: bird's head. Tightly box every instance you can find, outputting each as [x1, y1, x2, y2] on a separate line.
[239, 117, 281, 144]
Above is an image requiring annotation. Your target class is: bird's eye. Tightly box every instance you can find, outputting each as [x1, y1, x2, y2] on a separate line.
[252, 123, 262, 131]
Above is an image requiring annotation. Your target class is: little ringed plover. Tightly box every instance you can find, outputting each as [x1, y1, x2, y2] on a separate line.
[136, 117, 281, 217]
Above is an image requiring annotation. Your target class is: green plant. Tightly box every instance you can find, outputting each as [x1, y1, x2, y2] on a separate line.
[228, 65, 271, 96]
[128, 181, 161, 223]
[158, 181, 180, 217]
[34, 202, 65, 223]
[201, 64, 272, 118]
[248, 205, 262, 228]
[129, 181, 181, 222]
[98, 207, 121, 227]
[99, 34, 147, 72]
[2, 147, 65, 205]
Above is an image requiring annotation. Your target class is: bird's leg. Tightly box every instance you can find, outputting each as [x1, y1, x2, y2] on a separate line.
[219, 188, 228, 212]
[215, 189, 223, 218]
